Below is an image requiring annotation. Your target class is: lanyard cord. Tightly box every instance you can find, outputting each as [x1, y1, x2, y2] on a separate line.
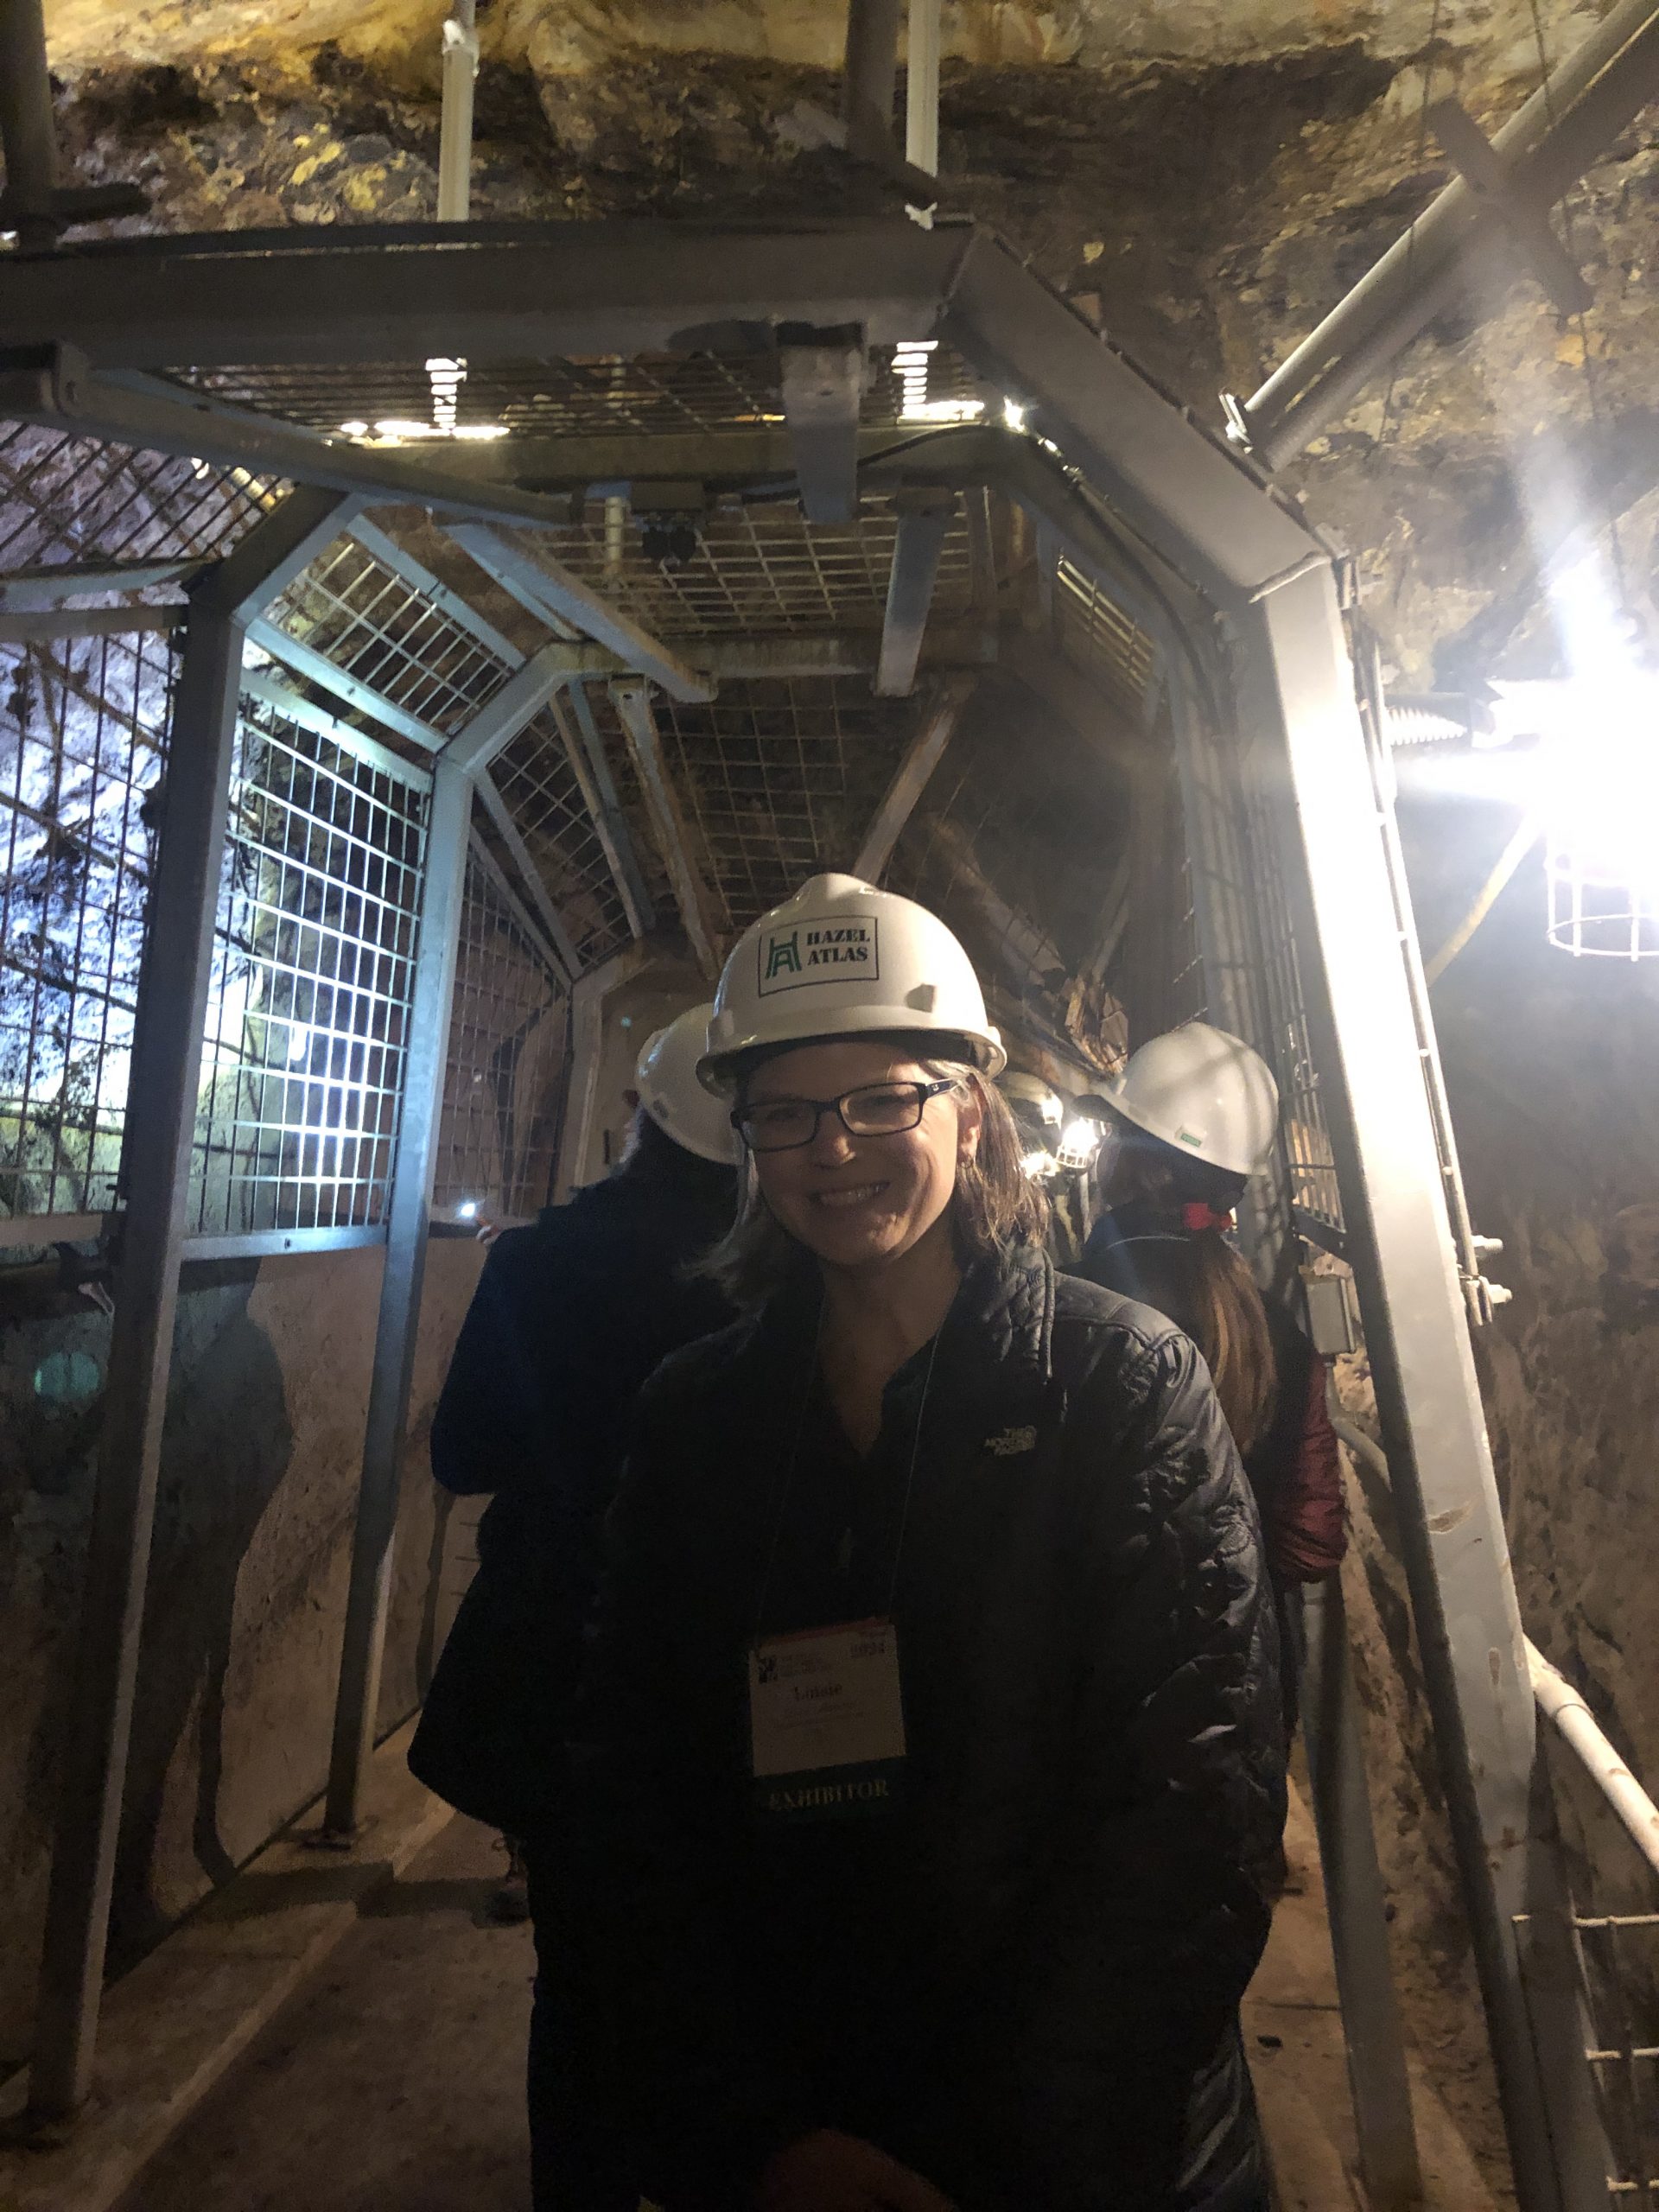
[752, 1302, 946, 1643]
[885, 1325, 943, 1618]
[752, 1297, 826, 1646]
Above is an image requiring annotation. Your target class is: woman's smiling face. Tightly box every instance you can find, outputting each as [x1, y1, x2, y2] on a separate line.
[744, 1037, 980, 1276]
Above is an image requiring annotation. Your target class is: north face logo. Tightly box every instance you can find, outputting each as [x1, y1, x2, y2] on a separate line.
[983, 1426, 1038, 1457]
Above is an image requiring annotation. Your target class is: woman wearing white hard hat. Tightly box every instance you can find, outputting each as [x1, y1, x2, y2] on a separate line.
[575, 879, 1287, 2212]
[411, 1001, 736, 2212]
[1078, 1025, 1347, 1702]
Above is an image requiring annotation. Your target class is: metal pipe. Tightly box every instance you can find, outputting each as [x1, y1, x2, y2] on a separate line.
[436, 0, 479, 225]
[28, 486, 353, 2120]
[906, 0, 942, 177]
[843, 0, 901, 155]
[1300, 1573, 1427, 2210]
[1529, 1642, 1659, 1878]
[0, 0, 60, 249]
[1241, 0, 1659, 469]
[324, 752, 472, 1833]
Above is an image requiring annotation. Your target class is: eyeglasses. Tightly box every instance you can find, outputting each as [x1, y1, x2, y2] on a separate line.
[732, 1078, 958, 1154]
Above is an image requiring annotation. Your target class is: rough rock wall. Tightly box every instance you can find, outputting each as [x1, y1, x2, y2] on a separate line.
[0, 1236, 484, 2057]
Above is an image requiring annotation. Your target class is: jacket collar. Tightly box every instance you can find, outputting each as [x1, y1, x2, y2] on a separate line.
[744, 1240, 1056, 1421]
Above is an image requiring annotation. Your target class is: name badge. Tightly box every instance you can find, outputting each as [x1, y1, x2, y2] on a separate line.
[748, 1618, 906, 1819]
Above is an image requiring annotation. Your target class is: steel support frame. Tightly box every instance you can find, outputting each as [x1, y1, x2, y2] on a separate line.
[556, 684, 656, 939]
[323, 750, 472, 1834]
[854, 675, 969, 879]
[608, 678, 725, 978]
[28, 485, 355, 2121]
[874, 487, 955, 696]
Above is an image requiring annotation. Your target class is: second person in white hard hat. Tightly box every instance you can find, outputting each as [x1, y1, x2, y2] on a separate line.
[1077, 1023, 1348, 1690]
[574, 875, 1287, 2212]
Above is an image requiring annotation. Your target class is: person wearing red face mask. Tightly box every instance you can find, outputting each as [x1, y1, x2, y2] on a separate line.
[572, 875, 1287, 2212]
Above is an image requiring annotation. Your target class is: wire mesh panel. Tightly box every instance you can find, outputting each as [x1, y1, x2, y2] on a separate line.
[488, 706, 634, 969]
[267, 533, 515, 742]
[655, 678, 910, 929]
[480, 496, 977, 640]
[188, 697, 428, 1239]
[0, 423, 276, 570]
[436, 844, 571, 1219]
[168, 345, 988, 441]
[1055, 558, 1160, 725]
[0, 631, 176, 1225]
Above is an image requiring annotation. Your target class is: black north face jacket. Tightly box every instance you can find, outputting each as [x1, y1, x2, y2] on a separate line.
[572, 1243, 1287, 2212]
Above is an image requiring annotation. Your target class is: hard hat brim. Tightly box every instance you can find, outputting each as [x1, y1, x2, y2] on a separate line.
[700, 1007, 1007, 1095]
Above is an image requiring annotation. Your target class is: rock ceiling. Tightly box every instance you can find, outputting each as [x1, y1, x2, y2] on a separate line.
[28, 0, 1659, 685]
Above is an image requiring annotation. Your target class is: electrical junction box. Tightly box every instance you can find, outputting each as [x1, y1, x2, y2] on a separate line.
[1302, 1270, 1360, 1358]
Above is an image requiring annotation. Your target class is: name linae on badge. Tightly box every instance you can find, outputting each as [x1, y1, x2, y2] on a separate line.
[748, 1618, 906, 1819]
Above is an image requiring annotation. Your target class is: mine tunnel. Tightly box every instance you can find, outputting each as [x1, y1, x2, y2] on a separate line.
[2, 0, 1658, 2206]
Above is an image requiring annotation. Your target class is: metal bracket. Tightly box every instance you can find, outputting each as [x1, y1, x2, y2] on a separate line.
[778, 325, 868, 525]
[1427, 97, 1592, 319]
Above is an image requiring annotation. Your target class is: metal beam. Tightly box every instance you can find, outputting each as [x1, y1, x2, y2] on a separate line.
[0, 0, 146, 244]
[29, 486, 353, 2121]
[1427, 96, 1591, 319]
[854, 676, 969, 880]
[245, 617, 446, 752]
[607, 679, 724, 979]
[0, 556, 204, 609]
[442, 639, 575, 776]
[416, 628, 995, 684]
[325, 750, 472, 1834]
[446, 521, 715, 703]
[556, 685, 656, 939]
[402, 423, 944, 492]
[1237, 0, 1659, 469]
[906, 0, 943, 179]
[779, 328, 866, 525]
[874, 486, 954, 696]
[0, 351, 614, 536]
[0, 607, 186, 643]
[470, 781, 580, 980]
[238, 669, 434, 793]
[0, 219, 968, 366]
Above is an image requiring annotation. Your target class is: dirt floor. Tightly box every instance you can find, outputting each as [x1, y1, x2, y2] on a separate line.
[117, 1816, 534, 2212]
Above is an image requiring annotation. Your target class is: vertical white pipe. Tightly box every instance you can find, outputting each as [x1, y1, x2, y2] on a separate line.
[436, 0, 479, 224]
[906, 0, 941, 175]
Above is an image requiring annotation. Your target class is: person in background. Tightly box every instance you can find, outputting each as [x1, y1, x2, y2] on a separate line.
[574, 874, 1287, 2212]
[410, 1002, 737, 2212]
[1075, 1021, 1347, 1719]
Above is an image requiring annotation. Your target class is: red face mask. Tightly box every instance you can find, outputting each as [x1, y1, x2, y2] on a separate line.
[1182, 1202, 1236, 1234]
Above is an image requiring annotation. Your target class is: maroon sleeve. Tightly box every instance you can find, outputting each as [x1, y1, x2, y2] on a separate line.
[1266, 1353, 1348, 1581]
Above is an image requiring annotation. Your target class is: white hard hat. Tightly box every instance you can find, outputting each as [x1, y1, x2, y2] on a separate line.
[999, 1071, 1064, 1128]
[698, 872, 1006, 1095]
[1107, 1022, 1279, 1178]
[635, 1004, 736, 1163]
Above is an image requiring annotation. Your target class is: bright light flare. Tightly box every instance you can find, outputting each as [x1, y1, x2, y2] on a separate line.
[1057, 1118, 1103, 1172]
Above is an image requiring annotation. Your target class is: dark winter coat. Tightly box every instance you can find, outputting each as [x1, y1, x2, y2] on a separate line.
[571, 1242, 1287, 2212]
[407, 1154, 734, 1835]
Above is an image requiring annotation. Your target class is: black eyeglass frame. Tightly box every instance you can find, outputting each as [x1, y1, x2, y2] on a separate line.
[730, 1077, 959, 1154]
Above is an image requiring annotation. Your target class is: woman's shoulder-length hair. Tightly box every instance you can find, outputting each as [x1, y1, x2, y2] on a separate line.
[700, 1046, 1049, 1310]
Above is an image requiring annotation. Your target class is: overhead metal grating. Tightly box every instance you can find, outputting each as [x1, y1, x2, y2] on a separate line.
[524, 493, 976, 642]
[0, 630, 175, 1227]
[164, 344, 988, 442]
[263, 531, 518, 747]
[436, 842, 571, 1220]
[188, 696, 428, 1240]
[655, 677, 912, 929]
[0, 423, 278, 572]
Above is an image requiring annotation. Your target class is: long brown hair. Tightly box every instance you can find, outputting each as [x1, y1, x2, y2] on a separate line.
[1102, 1140, 1278, 1458]
[702, 1046, 1048, 1311]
